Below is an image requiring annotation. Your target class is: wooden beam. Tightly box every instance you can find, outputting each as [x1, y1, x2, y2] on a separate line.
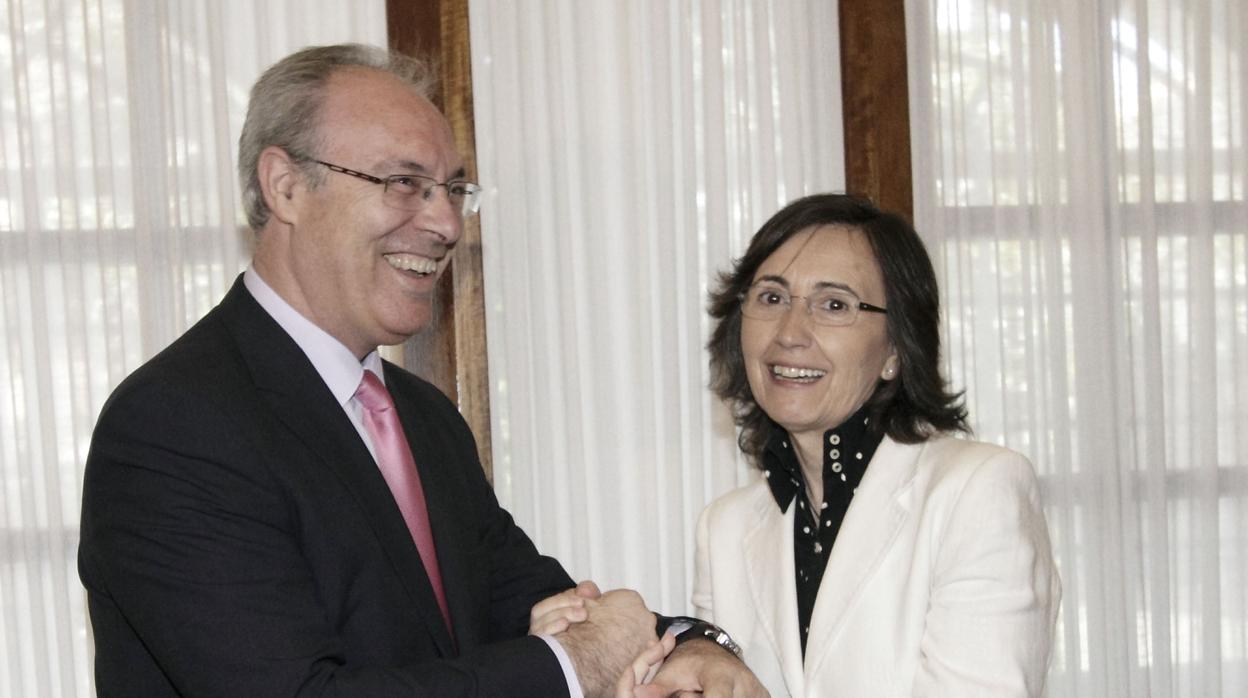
[386, 0, 494, 480]
[839, 0, 914, 222]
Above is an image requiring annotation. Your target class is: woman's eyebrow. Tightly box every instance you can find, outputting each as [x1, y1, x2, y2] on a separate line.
[756, 275, 860, 296]
[811, 280, 859, 296]
[752, 274, 791, 288]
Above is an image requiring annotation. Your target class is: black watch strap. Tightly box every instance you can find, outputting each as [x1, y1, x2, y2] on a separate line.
[653, 613, 743, 659]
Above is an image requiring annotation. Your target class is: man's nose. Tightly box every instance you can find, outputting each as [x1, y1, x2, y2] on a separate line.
[418, 187, 464, 246]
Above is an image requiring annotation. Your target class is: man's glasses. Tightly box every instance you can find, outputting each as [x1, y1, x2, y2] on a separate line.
[739, 281, 887, 327]
[312, 160, 482, 217]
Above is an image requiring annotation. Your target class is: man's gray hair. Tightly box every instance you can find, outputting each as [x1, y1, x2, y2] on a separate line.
[238, 43, 437, 230]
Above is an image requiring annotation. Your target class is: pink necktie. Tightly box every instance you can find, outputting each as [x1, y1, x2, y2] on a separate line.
[355, 370, 452, 634]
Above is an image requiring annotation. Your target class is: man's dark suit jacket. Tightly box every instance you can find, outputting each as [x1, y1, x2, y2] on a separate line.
[79, 277, 575, 697]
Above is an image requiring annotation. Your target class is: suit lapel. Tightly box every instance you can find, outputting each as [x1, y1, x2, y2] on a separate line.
[743, 492, 806, 696]
[218, 279, 456, 655]
[803, 437, 919, 679]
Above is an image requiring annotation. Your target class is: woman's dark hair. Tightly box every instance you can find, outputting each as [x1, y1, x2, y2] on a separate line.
[707, 193, 968, 465]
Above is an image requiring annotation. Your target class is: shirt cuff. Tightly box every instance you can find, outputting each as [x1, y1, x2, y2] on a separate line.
[537, 634, 585, 698]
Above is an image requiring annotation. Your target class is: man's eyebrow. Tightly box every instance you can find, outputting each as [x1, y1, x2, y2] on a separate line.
[394, 160, 468, 180]
[392, 159, 430, 173]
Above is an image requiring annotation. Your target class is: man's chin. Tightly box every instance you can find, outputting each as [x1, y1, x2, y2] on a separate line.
[382, 307, 435, 342]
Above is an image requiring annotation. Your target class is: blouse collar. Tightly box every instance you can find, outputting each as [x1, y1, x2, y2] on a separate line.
[761, 404, 883, 513]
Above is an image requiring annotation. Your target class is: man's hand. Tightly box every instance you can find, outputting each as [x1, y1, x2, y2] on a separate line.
[615, 632, 676, 697]
[632, 638, 769, 698]
[529, 580, 602, 635]
[554, 588, 658, 697]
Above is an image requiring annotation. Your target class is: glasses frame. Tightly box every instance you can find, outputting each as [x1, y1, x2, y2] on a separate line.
[310, 159, 482, 216]
[738, 282, 888, 327]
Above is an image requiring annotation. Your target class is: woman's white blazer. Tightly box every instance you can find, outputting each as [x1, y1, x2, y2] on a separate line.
[693, 434, 1061, 697]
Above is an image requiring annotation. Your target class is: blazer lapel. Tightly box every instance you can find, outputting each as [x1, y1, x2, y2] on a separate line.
[219, 279, 456, 655]
[803, 438, 919, 679]
[743, 492, 806, 696]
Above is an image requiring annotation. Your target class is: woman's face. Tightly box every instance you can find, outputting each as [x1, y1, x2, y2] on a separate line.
[741, 224, 898, 444]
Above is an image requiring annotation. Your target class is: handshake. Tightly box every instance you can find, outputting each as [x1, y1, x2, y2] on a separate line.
[528, 581, 767, 698]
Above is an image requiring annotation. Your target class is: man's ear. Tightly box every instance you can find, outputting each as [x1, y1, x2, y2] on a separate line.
[257, 146, 303, 225]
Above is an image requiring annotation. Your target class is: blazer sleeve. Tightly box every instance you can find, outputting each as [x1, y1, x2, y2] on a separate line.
[79, 374, 569, 698]
[691, 503, 715, 620]
[911, 449, 1061, 697]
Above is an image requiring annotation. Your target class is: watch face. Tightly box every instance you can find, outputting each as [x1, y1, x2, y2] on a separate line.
[659, 616, 743, 659]
[667, 619, 696, 636]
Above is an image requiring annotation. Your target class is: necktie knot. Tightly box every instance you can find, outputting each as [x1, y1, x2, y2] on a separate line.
[355, 370, 393, 413]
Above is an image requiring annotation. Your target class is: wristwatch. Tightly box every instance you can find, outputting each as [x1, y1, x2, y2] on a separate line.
[654, 613, 743, 659]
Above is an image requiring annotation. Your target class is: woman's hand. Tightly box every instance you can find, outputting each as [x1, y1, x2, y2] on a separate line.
[615, 632, 677, 697]
[624, 637, 769, 698]
[528, 579, 601, 635]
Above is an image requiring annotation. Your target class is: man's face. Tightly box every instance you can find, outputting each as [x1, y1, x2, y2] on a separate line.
[272, 67, 465, 357]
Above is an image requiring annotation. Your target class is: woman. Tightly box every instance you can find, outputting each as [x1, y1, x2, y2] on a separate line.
[694, 194, 1060, 697]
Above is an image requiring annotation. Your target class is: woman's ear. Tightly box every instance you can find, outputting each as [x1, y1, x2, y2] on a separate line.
[257, 146, 302, 226]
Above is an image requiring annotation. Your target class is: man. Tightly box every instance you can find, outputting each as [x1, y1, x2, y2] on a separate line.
[79, 44, 758, 698]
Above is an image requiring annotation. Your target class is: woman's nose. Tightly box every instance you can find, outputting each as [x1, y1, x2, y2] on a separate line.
[774, 298, 814, 346]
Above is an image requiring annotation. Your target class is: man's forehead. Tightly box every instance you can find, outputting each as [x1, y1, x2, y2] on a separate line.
[323, 67, 436, 116]
[320, 68, 463, 169]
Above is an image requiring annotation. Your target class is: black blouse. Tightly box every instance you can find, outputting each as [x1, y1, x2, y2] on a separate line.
[761, 406, 883, 657]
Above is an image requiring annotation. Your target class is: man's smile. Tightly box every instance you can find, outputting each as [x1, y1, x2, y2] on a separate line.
[384, 252, 438, 276]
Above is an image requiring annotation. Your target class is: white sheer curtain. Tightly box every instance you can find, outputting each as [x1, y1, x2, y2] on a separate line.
[907, 0, 1247, 695]
[0, 2, 385, 696]
[469, 0, 845, 614]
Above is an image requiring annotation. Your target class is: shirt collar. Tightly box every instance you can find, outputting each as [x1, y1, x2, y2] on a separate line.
[762, 404, 883, 513]
[243, 266, 383, 406]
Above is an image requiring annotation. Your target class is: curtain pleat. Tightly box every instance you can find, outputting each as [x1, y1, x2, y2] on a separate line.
[908, 0, 1247, 694]
[470, 0, 845, 615]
